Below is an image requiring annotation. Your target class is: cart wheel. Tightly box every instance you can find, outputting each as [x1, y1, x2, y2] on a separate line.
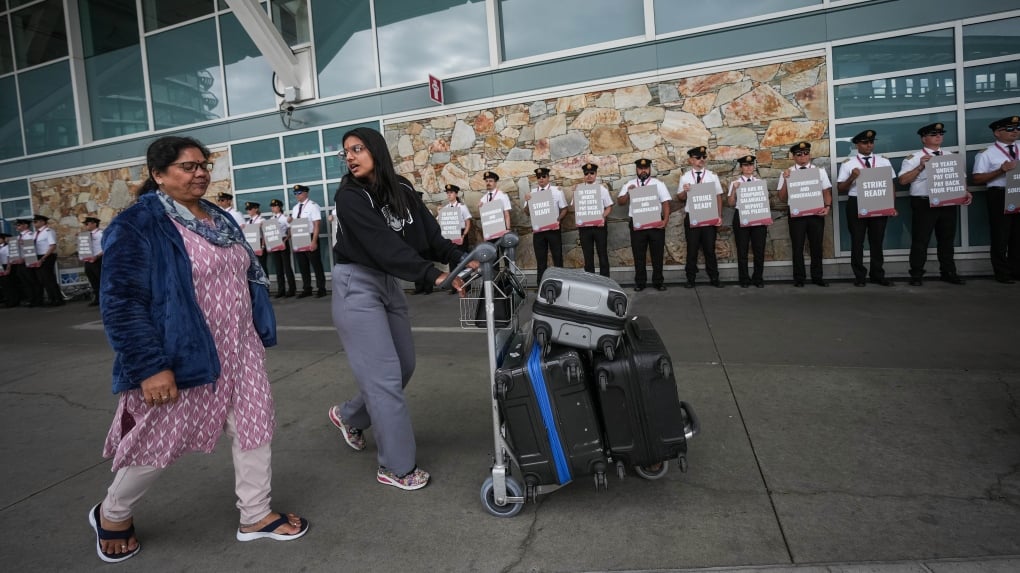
[634, 460, 669, 480]
[480, 476, 524, 518]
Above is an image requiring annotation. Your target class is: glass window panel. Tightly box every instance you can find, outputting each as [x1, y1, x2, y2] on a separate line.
[963, 17, 1020, 62]
[500, 0, 642, 62]
[834, 71, 956, 119]
[835, 112, 957, 158]
[233, 138, 280, 165]
[1, 197, 32, 219]
[283, 131, 319, 158]
[0, 76, 23, 160]
[964, 61, 1020, 104]
[270, 0, 308, 45]
[79, 0, 139, 57]
[235, 189, 283, 213]
[143, 0, 214, 32]
[147, 19, 224, 130]
[20, 60, 77, 154]
[85, 46, 148, 139]
[12, 0, 68, 69]
[655, 0, 818, 34]
[1, 16, 13, 75]
[312, 0, 375, 97]
[325, 154, 348, 180]
[220, 12, 275, 116]
[378, 0, 489, 86]
[0, 179, 28, 200]
[285, 158, 321, 184]
[966, 191, 990, 247]
[965, 104, 1015, 145]
[234, 163, 282, 190]
[833, 29, 954, 81]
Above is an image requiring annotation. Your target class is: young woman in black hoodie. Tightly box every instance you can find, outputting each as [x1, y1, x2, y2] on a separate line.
[327, 126, 468, 490]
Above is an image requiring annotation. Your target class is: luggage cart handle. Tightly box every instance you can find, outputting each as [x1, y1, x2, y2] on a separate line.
[440, 242, 499, 289]
[497, 232, 520, 263]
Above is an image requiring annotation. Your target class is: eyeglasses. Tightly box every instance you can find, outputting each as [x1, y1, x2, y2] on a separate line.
[793, 151, 811, 156]
[998, 126, 1018, 132]
[582, 171, 596, 175]
[170, 161, 214, 173]
[337, 144, 366, 159]
[924, 131, 946, 136]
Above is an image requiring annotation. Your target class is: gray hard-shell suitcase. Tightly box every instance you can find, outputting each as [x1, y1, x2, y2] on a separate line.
[532, 268, 629, 359]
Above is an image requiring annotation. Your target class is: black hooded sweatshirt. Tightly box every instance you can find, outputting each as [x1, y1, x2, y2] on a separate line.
[332, 174, 464, 286]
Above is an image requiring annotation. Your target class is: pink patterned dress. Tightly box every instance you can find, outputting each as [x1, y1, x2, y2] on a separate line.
[103, 218, 275, 471]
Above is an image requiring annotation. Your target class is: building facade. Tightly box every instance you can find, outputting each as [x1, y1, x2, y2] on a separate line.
[1, 0, 1017, 282]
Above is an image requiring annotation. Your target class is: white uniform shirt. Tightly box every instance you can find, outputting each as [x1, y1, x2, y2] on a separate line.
[777, 162, 833, 193]
[525, 185, 567, 231]
[18, 229, 35, 258]
[618, 176, 671, 218]
[478, 188, 512, 212]
[34, 226, 56, 255]
[973, 142, 1017, 188]
[246, 213, 267, 226]
[226, 207, 245, 227]
[443, 201, 473, 231]
[271, 212, 290, 234]
[837, 154, 894, 197]
[89, 228, 104, 257]
[291, 198, 322, 223]
[679, 169, 723, 213]
[727, 175, 761, 197]
[898, 148, 949, 197]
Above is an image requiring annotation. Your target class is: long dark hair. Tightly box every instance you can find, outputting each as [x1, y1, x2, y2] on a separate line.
[340, 127, 414, 218]
[138, 136, 210, 196]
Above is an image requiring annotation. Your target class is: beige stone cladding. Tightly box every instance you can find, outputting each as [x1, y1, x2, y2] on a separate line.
[387, 57, 831, 271]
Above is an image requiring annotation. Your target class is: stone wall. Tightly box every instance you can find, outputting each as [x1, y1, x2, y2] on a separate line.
[30, 151, 231, 265]
[386, 57, 831, 271]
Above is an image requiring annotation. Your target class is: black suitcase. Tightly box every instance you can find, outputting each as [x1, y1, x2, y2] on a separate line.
[494, 332, 608, 488]
[591, 315, 698, 478]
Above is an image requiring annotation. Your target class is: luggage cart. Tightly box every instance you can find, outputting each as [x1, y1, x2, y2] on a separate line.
[441, 233, 532, 517]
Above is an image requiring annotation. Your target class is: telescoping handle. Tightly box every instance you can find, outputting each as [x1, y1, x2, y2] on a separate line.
[439, 242, 498, 290]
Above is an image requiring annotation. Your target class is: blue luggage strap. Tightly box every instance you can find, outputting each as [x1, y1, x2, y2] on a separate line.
[526, 341, 572, 485]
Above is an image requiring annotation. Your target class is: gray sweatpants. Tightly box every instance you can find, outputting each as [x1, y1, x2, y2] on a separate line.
[332, 263, 418, 476]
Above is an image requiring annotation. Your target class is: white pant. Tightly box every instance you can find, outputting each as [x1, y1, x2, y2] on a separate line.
[101, 409, 273, 525]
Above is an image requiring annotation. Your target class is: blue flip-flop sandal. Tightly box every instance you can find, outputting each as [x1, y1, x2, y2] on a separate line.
[88, 504, 141, 563]
[236, 513, 309, 542]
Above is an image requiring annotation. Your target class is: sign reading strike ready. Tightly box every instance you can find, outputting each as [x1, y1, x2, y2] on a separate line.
[855, 166, 896, 218]
[629, 186, 664, 229]
[735, 180, 772, 227]
[927, 155, 968, 207]
[528, 189, 559, 231]
[573, 184, 605, 227]
[786, 168, 826, 217]
[686, 183, 721, 228]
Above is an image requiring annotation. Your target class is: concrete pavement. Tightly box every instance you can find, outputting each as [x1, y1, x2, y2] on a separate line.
[1, 276, 1018, 572]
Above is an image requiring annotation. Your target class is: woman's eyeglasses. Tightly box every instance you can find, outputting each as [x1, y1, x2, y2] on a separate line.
[337, 144, 366, 159]
[793, 151, 811, 157]
[170, 161, 214, 173]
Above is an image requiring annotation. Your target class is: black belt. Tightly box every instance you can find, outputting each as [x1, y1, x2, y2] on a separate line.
[987, 186, 1005, 190]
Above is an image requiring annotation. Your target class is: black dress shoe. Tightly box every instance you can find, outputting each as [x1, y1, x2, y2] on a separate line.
[739, 281, 749, 288]
[909, 278, 922, 286]
[754, 281, 765, 288]
[655, 284, 667, 291]
[793, 281, 804, 288]
[710, 280, 722, 288]
[994, 276, 1016, 284]
[315, 291, 327, 298]
[853, 279, 866, 287]
[871, 278, 893, 286]
[813, 280, 829, 287]
[684, 280, 695, 289]
[940, 274, 965, 285]
[633, 285, 645, 292]
[296, 291, 312, 298]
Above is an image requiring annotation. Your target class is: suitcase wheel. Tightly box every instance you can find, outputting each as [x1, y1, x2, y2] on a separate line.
[597, 370, 609, 392]
[608, 292, 628, 317]
[598, 336, 616, 361]
[540, 281, 561, 304]
[534, 323, 550, 354]
[480, 476, 524, 518]
[656, 356, 672, 379]
[677, 455, 688, 473]
[634, 460, 669, 480]
[616, 461, 626, 480]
